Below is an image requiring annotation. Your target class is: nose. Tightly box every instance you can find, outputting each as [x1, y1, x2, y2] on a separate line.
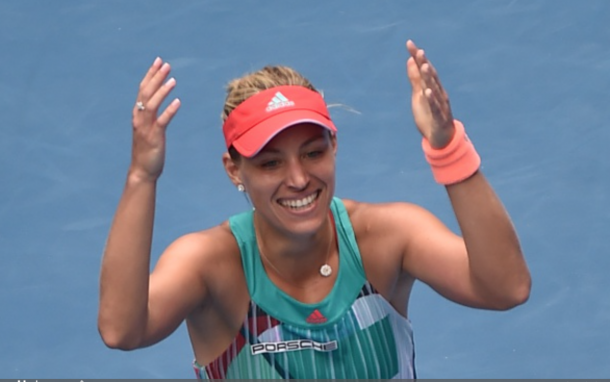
[285, 157, 309, 190]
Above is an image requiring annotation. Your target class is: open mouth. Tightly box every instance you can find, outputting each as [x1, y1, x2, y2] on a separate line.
[277, 191, 320, 210]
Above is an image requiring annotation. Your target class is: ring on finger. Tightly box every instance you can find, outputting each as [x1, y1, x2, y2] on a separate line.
[136, 101, 146, 111]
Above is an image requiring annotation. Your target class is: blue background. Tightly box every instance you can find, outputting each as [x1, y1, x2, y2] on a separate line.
[1, 0, 609, 378]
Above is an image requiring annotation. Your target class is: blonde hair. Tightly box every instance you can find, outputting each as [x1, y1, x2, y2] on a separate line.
[221, 65, 319, 123]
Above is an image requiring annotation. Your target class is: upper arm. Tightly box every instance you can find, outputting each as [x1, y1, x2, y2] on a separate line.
[140, 231, 217, 347]
[366, 202, 488, 308]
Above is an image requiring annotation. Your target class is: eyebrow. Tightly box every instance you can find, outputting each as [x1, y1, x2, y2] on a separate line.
[258, 134, 327, 154]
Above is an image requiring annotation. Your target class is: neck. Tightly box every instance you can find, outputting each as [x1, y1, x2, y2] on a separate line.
[253, 212, 335, 281]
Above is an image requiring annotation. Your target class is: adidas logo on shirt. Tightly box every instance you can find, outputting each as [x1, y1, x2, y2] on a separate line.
[306, 309, 327, 324]
[266, 91, 295, 112]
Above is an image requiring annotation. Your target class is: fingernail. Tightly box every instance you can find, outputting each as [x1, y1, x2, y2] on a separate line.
[161, 62, 170, 71]
[153, 57, 161, 66]
[166, 77, 176, 87]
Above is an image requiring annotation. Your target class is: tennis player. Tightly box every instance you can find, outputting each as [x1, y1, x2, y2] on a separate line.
[98, 39, 531, 379]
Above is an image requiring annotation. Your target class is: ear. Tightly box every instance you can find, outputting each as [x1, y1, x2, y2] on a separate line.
[222, 152, 242, 187]
[330, 132, 338, 156]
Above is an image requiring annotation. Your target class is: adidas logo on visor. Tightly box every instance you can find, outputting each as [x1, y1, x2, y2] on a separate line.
[266, 91, 295, 112]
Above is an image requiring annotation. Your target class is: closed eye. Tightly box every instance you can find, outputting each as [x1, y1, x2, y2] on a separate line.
[261, 159, 280, 169]
[305, 150, 323, 159]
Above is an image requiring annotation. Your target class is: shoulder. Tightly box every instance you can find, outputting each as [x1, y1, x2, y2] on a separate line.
[340, 198, 438, 238]
[338, 198, 430, 267]
[339, 197, 456, 272]
[336, 198, 440, 302]
[153, 221, 242, 296]
[160, 221, 238, 264]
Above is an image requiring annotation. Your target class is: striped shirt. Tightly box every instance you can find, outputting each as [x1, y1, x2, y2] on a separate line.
[193, 197, 416, 379]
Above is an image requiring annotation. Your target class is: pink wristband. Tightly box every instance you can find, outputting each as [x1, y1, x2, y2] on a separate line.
[421, 120, 481, 185]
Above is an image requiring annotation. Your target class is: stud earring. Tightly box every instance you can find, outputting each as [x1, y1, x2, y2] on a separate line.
[237, 184, 245, 192]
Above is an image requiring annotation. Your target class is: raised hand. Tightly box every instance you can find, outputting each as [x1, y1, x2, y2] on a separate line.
[130, 57, 181, 181]
[406, 40, 455, 149]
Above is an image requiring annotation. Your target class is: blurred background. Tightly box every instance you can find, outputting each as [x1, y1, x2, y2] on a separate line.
[1, 0, 608, 378]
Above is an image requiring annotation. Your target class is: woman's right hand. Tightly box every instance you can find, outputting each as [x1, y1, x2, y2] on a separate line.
[130, 57, 181, 182]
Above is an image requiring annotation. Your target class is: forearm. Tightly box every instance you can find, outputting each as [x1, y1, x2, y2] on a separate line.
[98, 172, 157, 348]
[447, 171, 531, 309]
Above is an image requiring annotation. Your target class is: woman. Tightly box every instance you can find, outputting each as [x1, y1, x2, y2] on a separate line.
[98, 40, 531, 379]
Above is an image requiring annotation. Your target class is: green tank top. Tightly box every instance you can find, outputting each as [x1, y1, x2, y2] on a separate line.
[193, 197, 416, 379]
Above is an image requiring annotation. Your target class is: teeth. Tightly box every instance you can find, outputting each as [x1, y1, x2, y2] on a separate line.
[280, 192, 318, 209]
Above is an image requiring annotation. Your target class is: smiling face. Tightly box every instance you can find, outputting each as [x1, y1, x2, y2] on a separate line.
[224, 123, 337, 237]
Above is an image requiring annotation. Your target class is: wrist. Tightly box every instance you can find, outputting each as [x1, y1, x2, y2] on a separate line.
[421, 120, 481, 185]
[127, 167, 160, 185]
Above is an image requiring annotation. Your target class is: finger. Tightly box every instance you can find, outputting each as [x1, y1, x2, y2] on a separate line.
[413, 56, 429, 96]
[420, 63, 439, 96]
[407, 41, 429, 73]
[406, 39, 419, 59]
[424, 88, 443, 117]
[146, 77, 177, 112]
[425, 84, 453, 124]
[421, 62, 450, 108]
[407, 42, 432, 92]
[156, 98, 181, 129]
[414, 49, 430, 74]
[139, 57, 163, 89]
[406, 57, 423, 93]
[139, 62, 172, 104]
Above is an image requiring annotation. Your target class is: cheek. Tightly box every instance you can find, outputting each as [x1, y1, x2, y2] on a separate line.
[310, 160, 336, 187]
[323, 165, 336, 182]
[320, 156, 337, 176]
[242, 172, 279, 198]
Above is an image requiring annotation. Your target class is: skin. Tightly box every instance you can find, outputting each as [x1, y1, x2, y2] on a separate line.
[98, 40, 531, 366]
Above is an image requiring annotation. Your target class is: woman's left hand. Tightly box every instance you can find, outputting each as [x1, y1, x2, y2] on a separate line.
[406, 39, 455, 149]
